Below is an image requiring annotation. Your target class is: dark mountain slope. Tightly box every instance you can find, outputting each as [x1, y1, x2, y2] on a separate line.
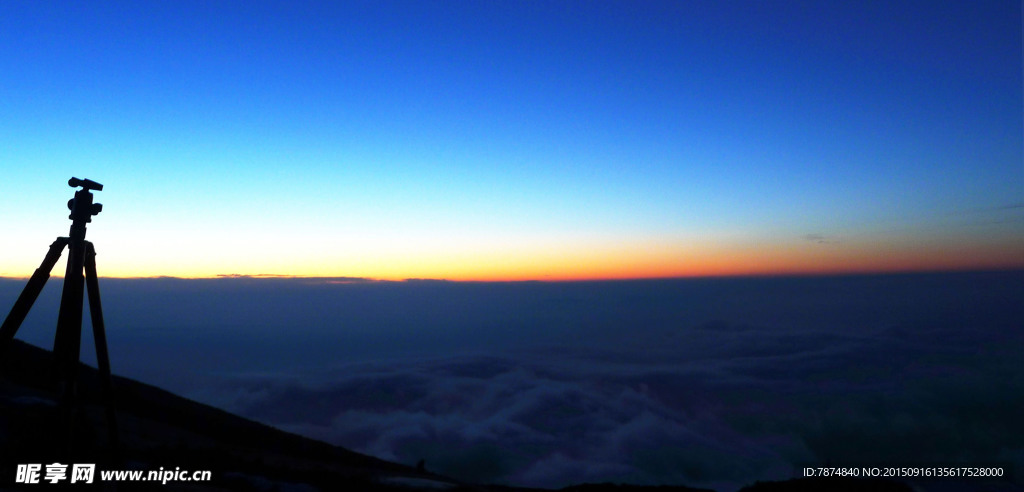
[0, 339, 459, 491]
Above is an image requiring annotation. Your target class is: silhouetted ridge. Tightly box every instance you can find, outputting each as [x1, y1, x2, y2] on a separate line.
[0, 339, 455, 491]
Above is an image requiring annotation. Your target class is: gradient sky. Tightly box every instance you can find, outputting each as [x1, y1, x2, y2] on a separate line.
[1, 1, 1021, 280]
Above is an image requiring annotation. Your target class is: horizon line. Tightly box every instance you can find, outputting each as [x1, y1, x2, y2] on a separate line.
[2, 265, 1023, 284]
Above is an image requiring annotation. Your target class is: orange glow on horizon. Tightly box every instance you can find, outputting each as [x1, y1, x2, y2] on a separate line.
[7, 236, 1020, 282]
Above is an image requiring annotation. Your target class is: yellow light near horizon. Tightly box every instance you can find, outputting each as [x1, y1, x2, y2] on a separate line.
[5, 227, 1021, 281]
[3, 207, 1019, 281]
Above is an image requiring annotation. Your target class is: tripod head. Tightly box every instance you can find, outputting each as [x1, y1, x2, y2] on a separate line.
[69, 177, 103, 191]
[67, 177, 103, 239]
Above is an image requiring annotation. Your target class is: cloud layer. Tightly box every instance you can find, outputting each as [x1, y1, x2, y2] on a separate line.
[202, 306, 1023, 489]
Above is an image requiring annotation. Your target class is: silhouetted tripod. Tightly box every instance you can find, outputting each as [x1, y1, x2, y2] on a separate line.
[0, 177, 118, 453]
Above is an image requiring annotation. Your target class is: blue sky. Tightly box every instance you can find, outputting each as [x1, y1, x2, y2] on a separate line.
[1, 1, 1021, 279]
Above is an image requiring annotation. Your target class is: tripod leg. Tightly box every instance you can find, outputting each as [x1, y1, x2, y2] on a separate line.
[54, 237, 86, 377]
[0, 237, 69, 357]
[54, 236, 87, 455]
[84, 241, 119, 450]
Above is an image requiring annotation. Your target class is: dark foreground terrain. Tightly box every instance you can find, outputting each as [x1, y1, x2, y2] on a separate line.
[0, 339, 913, 491]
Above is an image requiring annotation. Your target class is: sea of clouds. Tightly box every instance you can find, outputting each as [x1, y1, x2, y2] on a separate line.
[2, 272, 1022, 491]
